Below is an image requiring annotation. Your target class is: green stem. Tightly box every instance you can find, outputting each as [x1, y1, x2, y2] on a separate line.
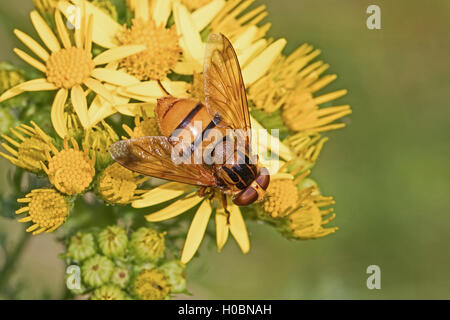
[0, 230, 31, 290]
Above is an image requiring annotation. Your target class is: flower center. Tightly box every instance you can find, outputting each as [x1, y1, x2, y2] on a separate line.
[47, 146, 95, 195]
[118, 19, 181, 81]
[27, 189, 68, 230]
[46, 47, 94, 89]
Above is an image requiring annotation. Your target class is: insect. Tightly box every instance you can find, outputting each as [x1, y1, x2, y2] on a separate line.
[109, 33, 270, 208]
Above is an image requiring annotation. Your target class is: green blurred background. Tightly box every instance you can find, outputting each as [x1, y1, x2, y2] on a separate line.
[1, 0, 450, 299]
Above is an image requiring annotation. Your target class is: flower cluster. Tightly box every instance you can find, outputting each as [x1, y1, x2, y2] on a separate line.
[0, 0, 351, 299]
[64, 225, 186, 300]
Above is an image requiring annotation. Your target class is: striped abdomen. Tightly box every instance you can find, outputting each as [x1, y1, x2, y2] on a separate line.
[155, 97, 259, 195]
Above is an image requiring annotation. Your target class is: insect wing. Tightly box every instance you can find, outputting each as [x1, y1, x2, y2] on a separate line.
[203, 33, 251, 133]
[109, 136, 217, 187]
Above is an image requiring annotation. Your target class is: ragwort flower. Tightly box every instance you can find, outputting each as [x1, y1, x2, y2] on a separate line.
[0, 6, 145, 137]
[16, 188, 70, 235]
[0, 121, 53, 173]
[41, 137, 95, 195]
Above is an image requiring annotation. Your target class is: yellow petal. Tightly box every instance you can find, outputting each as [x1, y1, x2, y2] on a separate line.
[20, 78, 58, 91]
[229, 205, 250, 254]
[60, 0, 121, 48]
[51, 88, 69, 138]
[115, 89, 157, 103]
[54, 10, 72, 49]
[238, 39, 267, 68]
[173, 2, 204, 65]
[114, 102, 155, 117]
[123, 80, 189, 98]
[215, 206, 229, 252]
[14, 29, 49, 61]
[13, 48, 46, 73]
[172, 58, 202, 75]
[152, 0, 172, 27]
[93, 45, 146, 66]
[192, 0, 225, 31]
[87, 95, 119, 127]
[250, 116, 293, 161]
[83, 77, 114, 103]
[91, 68, 140, 86]
[233, 25, 258, 52]
[84, 14, 93, 52]
[135, 0, 150, 22]
[30, 10, 61, 53]
[259, 157, 284, 175]
[242, 38, 287, 86]
[145, 193, 203, 222]
[133, 182, 194, 208]
[181, 200, 212, 264]
[71, 85, 90, 128]
[0, 85, 24, 103]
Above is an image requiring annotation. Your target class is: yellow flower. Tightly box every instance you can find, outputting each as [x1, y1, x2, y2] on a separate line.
[97, 162, 148, 204]
[287, 195, 338, 240]
[42, 137, 95, 195]
[0, 121, 53, 173]
[249, 43, 351, 133]
[172, 0, 287, 88]
[263, 176, 298, 218]
[64, 0, 189, 111]
[0, 6, 145, 137]
[118, 18, 181, 81]
[132, 268, 171, 300]
[16, 188, 70, 235]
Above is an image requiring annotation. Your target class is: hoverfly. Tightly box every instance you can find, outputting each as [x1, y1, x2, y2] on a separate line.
[109, 33, 270, 208]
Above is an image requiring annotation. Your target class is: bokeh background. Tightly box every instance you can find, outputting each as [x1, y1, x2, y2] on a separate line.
[0, 0, 449, 299]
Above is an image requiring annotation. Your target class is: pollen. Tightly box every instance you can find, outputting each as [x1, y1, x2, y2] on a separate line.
[46, 47, 95, 89]
[118, 19, 181, 81]
[42, 137, 95, 195]
[16, 188, 69, 235]
[98, 162, 147, 204]
[132, 268, 171, 300]
[263, 178, 299, 218]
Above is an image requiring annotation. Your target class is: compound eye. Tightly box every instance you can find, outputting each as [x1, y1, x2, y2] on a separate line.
[233, 187, 258, 206]
[256, 167, 270, 190]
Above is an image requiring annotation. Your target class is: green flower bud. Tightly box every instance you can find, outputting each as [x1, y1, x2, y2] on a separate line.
[97, 225, 128, 259]
[160, 260, 186, 293]
[132, 268, 171, 300]
[111, 267, 131, 289]
[67, 232, 97, 262]
[82, 255, 114, 288]
[129, 227, 165, 263]
[91, 284, 129, 300]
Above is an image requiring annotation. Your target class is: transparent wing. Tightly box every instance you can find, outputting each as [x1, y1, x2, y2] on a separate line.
[109, 136, 217, 187]
[203, 33, 251, 133]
